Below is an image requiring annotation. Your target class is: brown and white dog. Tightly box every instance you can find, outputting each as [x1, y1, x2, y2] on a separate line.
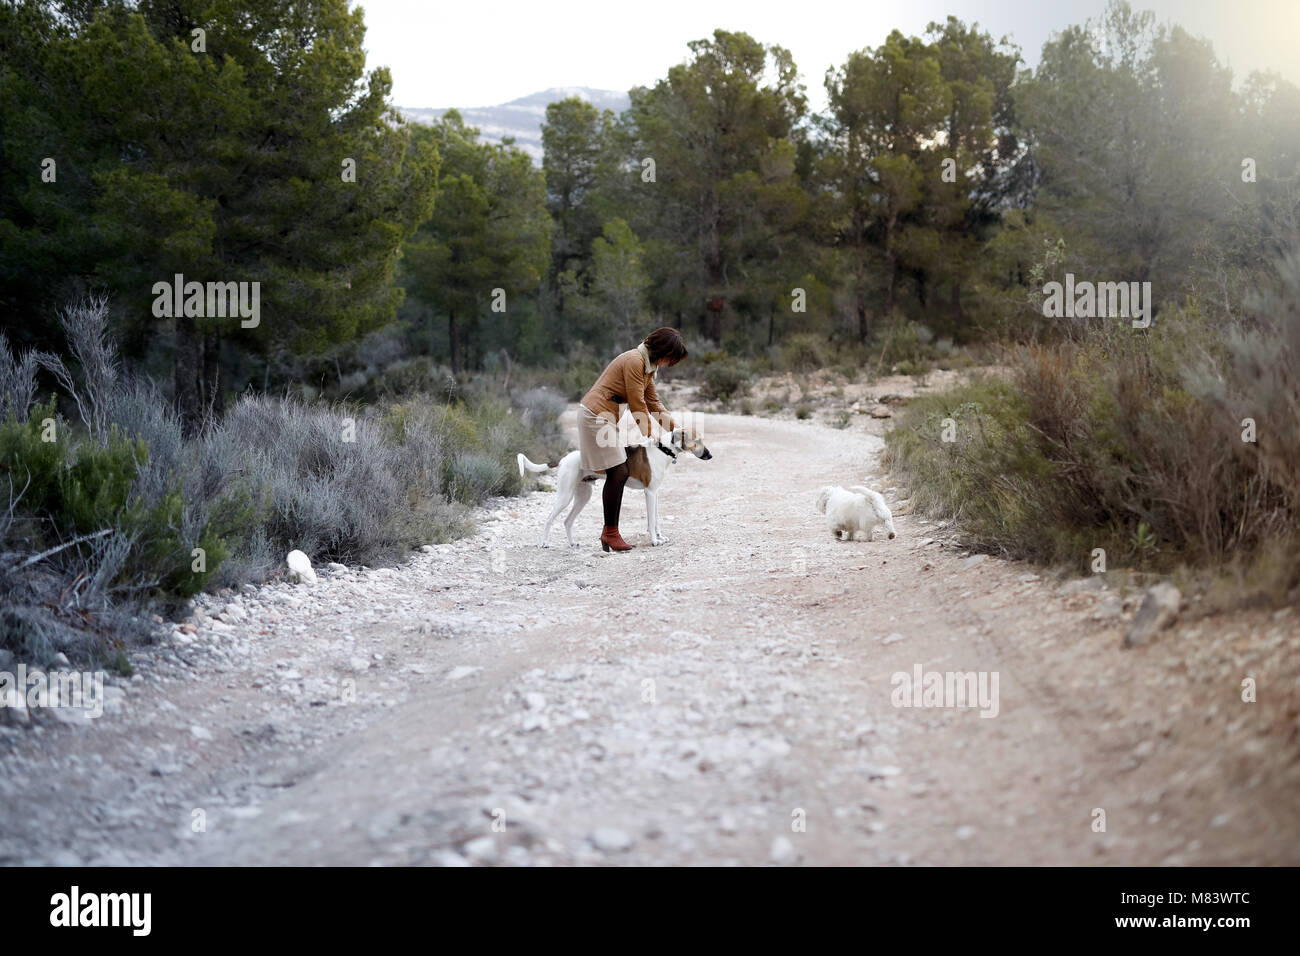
[518, 427, 712, 547]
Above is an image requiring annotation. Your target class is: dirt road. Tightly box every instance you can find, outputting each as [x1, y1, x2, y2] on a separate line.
[2, 408, 1297, 865]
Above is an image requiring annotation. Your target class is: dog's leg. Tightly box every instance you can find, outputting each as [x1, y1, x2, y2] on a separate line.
[647, 490, 667, 545]
[564, 479, 592, 547]
[540, 478, 575, 548]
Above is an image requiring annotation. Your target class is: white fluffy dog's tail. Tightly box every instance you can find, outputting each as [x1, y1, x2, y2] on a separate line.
[517, 453, 554, 477]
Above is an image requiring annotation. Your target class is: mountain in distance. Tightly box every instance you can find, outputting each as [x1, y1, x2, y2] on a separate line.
[400, 87, 630, 164]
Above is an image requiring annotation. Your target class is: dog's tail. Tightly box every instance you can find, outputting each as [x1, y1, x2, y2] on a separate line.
[849, 486, 890, 517]
[517, 453, 556, 477]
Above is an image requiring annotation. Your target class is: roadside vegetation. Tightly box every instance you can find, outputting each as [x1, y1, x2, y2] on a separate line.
[0, 300, 567, 666]
[884, 257, 1300, 605]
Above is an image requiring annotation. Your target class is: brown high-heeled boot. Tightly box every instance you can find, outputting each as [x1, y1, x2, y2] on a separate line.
[600, 525, 633, 552]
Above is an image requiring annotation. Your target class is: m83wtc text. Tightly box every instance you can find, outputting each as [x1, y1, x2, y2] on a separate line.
[1121, 892, 1251, 905]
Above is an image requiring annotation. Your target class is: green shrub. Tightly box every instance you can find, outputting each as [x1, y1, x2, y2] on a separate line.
[446, 451, 503, 503]
[699, 360, 750, 401]
[779, 333, 830, 372]
[368, 357, 459, 402]
[874, 319, 937, 374]
[0, 411, 224, 598]
[0, 400, 64, 515]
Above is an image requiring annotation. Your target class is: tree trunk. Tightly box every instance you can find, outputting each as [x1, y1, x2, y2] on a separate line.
[853, 206, 870, 343]
[202, 329, 223, 421]
[856, 259, 870, 342]
[448, 310, 461, 374]
[883, 248, 898, 322]
[701, 185, 724, 344]
[883, 207, 899, 323]
[174, 316, 201, 435]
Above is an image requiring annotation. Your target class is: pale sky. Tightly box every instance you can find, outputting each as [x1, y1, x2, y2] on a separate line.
[360, 0, 1300, 110]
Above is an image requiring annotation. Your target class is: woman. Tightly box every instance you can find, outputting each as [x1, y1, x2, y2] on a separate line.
[579, 328, 688, 552]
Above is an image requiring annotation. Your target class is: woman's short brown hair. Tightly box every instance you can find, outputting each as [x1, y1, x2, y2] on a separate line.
[644, 327, 688, 366]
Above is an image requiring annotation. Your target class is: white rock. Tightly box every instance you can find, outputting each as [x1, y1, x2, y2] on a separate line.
[860, 764, 902, 780]
[756, 737, 791, 761]
[524, 692, 547, 711]
[286, 550, 317, 584]
[1125, 583, 1181, 647]
[590, 828, 633, 852]
[447, 666, 480, 681]
[463, 836, 499, 864]
[521, 713, 550, 733]
[190, 725, 213, 741]
[769, 836, 797, 863]
[1057, 576, 1105, 598]
[1093, 596, 1124, 620]
[48, 707, 93, 727]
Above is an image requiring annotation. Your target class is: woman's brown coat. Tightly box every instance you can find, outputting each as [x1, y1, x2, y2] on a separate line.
[580, 344, 674, 437]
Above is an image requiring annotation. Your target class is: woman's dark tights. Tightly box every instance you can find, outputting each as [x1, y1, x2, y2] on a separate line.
[603, 461, 630, 527]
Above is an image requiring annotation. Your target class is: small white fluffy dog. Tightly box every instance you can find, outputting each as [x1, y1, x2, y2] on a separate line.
[816, 485, 897, 541]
